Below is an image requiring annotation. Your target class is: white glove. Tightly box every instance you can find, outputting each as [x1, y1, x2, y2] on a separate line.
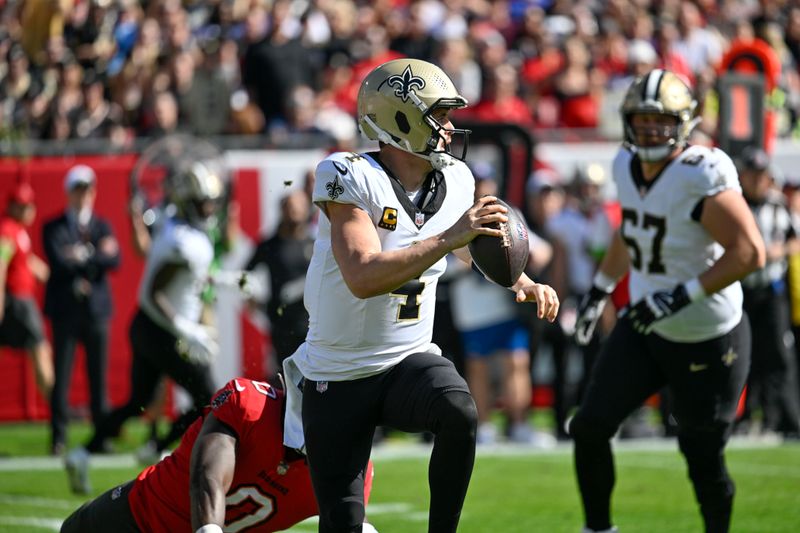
[195, 526, 223, 533]
[574, 286, 609, 346]
[174, 315, 218, 365]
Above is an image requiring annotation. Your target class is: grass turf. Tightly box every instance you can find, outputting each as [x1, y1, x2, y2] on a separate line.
[0, 421, 798, 532]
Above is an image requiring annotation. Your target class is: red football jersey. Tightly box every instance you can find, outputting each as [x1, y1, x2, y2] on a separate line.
[0, 216, 36, 297]
[128, 379, 374, 532]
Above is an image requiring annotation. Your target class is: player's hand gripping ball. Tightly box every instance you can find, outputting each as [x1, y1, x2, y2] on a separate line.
[468, 198, 530, 287]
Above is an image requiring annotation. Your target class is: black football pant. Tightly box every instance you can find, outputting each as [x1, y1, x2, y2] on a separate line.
[569, 317, 750, 533]
[302, 352, 477, 533]
[60, 480, 140, 533]
[86, 310, 214, 453]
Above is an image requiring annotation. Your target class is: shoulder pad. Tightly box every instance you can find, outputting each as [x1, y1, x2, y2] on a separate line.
[314, 152, 372, 208]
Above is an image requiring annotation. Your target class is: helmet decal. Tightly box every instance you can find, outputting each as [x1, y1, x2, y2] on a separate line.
[358, 59, 470, 169]
[384, 65, 426, 102]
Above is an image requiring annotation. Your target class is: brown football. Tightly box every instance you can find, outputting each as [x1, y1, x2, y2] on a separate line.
[468, 198, 530, 287]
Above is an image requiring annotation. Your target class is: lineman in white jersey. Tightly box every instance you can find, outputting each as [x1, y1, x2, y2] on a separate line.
[285, 59, 559, 533]
[76, 162, 223, 468]
[570, 70, 765, 533]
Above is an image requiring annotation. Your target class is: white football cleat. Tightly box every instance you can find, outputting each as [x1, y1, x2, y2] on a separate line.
[65, 447, 91, 495]
[476, 422, 498, 445]
[135, 440, 170, 466]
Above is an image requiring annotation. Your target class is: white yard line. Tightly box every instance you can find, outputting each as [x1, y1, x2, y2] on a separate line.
[0, 516, 61, 531]
[0, 437, 792, 471]
[0, 494, 75, 510]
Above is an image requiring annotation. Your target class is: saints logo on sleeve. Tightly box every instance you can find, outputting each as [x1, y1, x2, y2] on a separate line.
[326, 175, 344, 200]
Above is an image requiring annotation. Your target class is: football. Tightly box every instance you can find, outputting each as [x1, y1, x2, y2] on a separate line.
[468, 198, 530, 287]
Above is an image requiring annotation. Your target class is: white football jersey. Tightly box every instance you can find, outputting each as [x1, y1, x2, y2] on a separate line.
[293, 151, 475, 381]
[614, 145, 743, 342]
[138, 218, 214, 331]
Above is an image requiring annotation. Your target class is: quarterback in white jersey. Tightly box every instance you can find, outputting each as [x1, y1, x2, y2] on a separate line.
[570, 70, 765, 533]
[296, 151, 475, 380]
[289, 59, 559, 533]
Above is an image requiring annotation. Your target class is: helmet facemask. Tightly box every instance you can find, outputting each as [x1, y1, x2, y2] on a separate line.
[421, 99, 471, 170]
[358, 59, 471, 170]
[620, 69, 700, 162]
[624, 112, 684, 162]
[170, 160, 224, 232]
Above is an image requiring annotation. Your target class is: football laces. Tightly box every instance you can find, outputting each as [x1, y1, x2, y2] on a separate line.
[498, 220, 511, 248]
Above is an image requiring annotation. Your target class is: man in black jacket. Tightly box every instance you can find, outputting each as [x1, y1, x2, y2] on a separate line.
[43, 165, 120, 455]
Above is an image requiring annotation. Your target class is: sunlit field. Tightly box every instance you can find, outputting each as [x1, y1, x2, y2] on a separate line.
[0, 421, 798, 532]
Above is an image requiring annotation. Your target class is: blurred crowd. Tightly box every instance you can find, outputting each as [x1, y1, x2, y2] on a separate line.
[2, 0, 800, 148]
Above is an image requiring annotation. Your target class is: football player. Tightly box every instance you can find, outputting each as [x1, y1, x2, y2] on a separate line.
[571, 69, 766, 533]
[60, 378, 378, 533]
[285, 58, 559, 533]
[66, 159, 225, 480]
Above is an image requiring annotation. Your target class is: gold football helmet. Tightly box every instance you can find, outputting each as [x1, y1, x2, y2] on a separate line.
[357, 59, 470, 169]
[621, 69, 700, 161]
[154, 137, 226, 231]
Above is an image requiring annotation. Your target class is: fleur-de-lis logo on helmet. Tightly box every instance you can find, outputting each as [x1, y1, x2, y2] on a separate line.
[326, 174, 344, 200]
[385, 65, 426, 102]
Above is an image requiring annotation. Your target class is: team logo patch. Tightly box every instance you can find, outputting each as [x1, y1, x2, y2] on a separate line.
[111, 485, 123, 500]
[379, 207, 398, 230]
[277, 460, 289, 476]
[326, 174, 344, 200]
[385, 65, 426, 102]
[316, 381, 328, 393]
[721, 348, 738, 367]
[211, 389, 232, 410]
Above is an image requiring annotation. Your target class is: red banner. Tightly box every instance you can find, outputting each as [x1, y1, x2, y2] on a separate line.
[0, 155, 142, 421]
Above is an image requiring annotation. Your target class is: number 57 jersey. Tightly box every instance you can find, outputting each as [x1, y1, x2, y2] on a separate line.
[614, 145, 744, 342]
[296, 151, 475, 381]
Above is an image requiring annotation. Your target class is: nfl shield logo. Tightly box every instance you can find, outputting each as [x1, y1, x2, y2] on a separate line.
[415, 212, 425, 227]
[316, 381, 328, 393]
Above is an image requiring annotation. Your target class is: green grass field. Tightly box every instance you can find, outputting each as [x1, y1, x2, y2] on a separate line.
[0, 421, 798, 532]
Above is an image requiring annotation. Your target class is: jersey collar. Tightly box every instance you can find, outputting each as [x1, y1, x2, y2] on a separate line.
[370, 152, 448, 229]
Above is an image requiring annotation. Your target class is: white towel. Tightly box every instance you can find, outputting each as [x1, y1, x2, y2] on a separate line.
[282, 348, 307, 453]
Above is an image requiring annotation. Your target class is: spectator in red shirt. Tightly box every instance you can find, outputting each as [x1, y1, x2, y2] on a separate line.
[0, 183, 53, 407]
[655, 19, 696, 88]
[62, 378, 378, 533]
[554, 36, 602, 129]
[469, 63, 534, 125]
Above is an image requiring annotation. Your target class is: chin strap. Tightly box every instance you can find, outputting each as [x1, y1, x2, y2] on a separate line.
[362, 115, 455, 170]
